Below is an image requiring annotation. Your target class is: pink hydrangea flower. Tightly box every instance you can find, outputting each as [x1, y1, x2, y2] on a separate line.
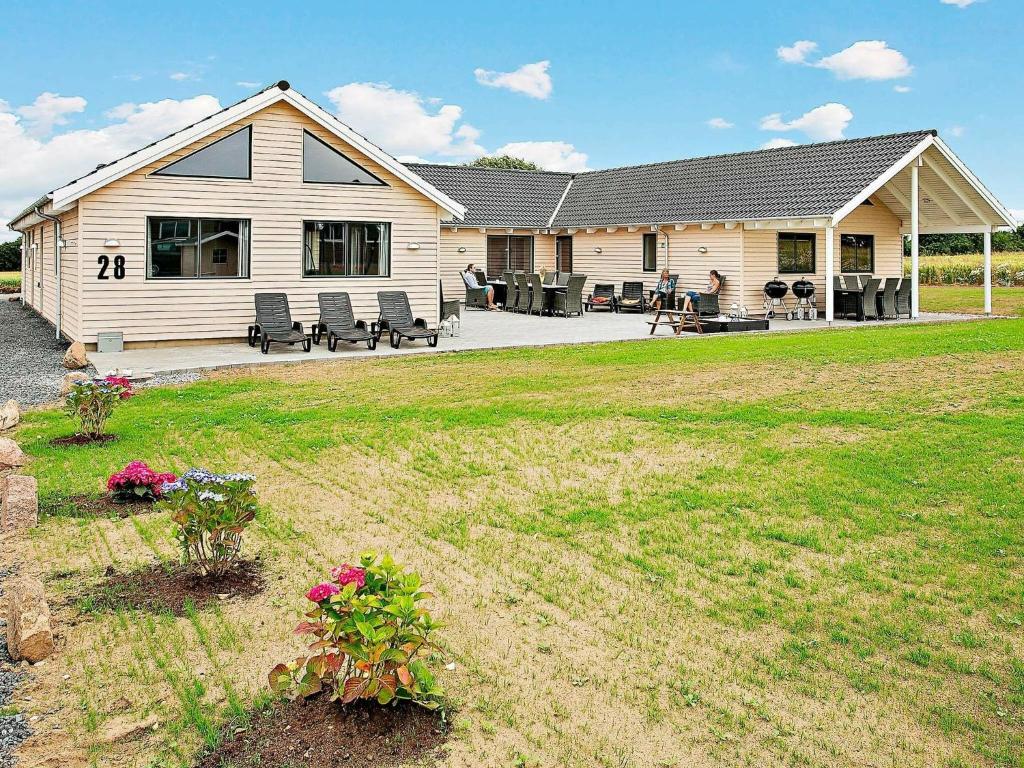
[306, 582, 341, 603]
[104, 376, 134, 400]
[329, 564, 366, 589]
[107, 461, 177, 497]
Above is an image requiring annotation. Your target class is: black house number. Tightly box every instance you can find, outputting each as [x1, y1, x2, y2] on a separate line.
[97, 254, 125, 280]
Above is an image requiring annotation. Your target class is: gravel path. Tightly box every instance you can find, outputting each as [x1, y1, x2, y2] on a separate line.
[0, 567, 31, 768]
[0, 300, 72, 405]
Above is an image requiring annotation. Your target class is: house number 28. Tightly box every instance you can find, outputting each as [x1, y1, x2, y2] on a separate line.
[97, 254, 125, 280]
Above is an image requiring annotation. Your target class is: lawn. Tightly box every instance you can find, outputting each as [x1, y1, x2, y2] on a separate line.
[6, 319, 1024, 768]
[921, 285, 1024, 317]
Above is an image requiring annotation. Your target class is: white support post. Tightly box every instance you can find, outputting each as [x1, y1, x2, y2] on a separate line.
[910, 160, 921, 319]
[983, 227, 992, 315]
[825, 225, 835, 323]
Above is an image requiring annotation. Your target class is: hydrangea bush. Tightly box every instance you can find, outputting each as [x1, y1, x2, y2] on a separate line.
[269, 553, 445, 711]
[107, 461, 177, 503]
[64, 376, 133, 437]
[156, 469, 258, 577]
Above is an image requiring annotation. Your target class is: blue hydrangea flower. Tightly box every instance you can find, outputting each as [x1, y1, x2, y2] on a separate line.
[160, 479, 188, 494]
[198, 490, 226, 503]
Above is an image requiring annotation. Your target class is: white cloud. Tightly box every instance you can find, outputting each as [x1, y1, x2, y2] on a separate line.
[169, 72, 192, 81]
[474, 61, 552, 100]
[761, 138, 799, 150]
[777, 41, 818, 64]
[894, 85, 912, 93]
[490, 141, 590, 172]
[760, 102, 854, 142]
[779, 40, 912, 81]
[706, 117, 734, 129]
[15, 92, 86, 137]
[236, 81, 261, 89]
[1, 93, 220, 234]
[941, 0, 979, 6]
[326, 82, 485, 160]
[948, 124, 966, 137]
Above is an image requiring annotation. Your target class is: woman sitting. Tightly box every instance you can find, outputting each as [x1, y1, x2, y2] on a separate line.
[651, 269, 676, 311]
[683, 270, 721, 313]
[462, 264, 498, 310]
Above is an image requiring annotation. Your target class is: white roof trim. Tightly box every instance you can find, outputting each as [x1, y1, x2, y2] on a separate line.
[49, 84, 466, 220]
[830, 135, 935, 226]
[930, 137, 1017, 228]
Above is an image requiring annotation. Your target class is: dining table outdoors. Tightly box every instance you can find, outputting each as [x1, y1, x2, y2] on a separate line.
[487, 277, 568, 315]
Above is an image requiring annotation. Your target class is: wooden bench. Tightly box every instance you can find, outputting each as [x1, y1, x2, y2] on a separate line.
[646, 308, 703, 335]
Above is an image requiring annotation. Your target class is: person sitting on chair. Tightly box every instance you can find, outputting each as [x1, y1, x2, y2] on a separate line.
[651, 269, 676, 312]
[462, 264, 498, 310]
[683, 270, 721, 313]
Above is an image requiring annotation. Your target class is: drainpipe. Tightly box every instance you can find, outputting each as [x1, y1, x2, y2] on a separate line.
[35, 206, 62, 341]
[656, 225, 670, 269]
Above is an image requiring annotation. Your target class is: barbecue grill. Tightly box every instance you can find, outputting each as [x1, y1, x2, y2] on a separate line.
[791, 278, 817, 321]
[762, 278, 790, 319]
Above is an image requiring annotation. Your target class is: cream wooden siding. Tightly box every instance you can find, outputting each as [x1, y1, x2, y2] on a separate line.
[21, 208, 80, 340]
[740, 197, 904, 312]
[439, 229, 555, 301]
[76, 101, 443, 345]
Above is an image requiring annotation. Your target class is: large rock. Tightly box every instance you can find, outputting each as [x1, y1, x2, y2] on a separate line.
[0, 400, 19, 431]
[0, 437, 26, 469]
[6, 576, 53, 662]
[62, 341, 88, 370]
[59, 371, 90, 397]
[1, 474, 38, 531]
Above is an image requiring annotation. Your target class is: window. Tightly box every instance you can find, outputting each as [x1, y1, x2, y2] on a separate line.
[154, 125, 251, 180]
[777, 232, 816, 274]
[147, 217, 250, 278]
[303, 221, 390, 277]
[841, 234, 874, 273]
[486, 235, 533, 275]
[642, 233, 658, 272]
[302, 131, 385, 185]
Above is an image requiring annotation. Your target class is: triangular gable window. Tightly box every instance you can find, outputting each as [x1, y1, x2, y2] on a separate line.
[303, 130, 385, 185]
[154, 125, 251, 179]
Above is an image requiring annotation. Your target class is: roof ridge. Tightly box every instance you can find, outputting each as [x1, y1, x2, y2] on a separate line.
[406, 162, 575, 176]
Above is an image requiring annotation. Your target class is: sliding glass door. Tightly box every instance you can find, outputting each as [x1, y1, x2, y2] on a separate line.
[486, 235, 534, 276]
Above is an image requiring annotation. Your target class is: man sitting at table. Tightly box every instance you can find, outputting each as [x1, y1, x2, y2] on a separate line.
[462, 264, 498, 310]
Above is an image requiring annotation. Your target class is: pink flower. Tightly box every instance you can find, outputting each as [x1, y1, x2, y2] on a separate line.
[104, 376, 134, 399]
[330, 564, 366, 589]
[306, 582, 341, 603]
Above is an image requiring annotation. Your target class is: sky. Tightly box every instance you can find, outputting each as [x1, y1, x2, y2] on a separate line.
[1, 0, 1022, 236]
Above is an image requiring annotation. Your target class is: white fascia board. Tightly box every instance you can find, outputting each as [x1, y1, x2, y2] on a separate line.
[930, 137, 1017, 228]
[830, 135, 935, 227]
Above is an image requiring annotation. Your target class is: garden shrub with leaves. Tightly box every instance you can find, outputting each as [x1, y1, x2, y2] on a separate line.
[269, 553, 445, 711]
[64, 376, 132, 437]
[107, 460, 177, 503]
[157, 469, 258, 577]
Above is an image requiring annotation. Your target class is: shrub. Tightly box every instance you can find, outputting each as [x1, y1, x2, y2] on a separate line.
[157, 469, 258, 577]
[269, 553, 445, 711]
[64, 376, 133, 437]
[107, 461, 177, 503]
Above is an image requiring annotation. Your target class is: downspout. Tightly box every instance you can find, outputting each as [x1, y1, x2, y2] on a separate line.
[35, 206, 62, 341]
[656, 225, 670, 269]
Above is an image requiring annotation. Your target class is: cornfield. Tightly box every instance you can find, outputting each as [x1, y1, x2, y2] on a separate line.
[907, 252, 1024, 286]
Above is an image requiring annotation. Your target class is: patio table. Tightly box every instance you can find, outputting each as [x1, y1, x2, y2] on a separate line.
[833, 288, 865, 321]
[486, 279, 508, 307]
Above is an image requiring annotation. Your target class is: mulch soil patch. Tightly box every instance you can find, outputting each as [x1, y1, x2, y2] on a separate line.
[46, 494, 156, 519]
[195, 694, 449, 768]
[49, 434, 117, 447]
[86, 560, 265, 616]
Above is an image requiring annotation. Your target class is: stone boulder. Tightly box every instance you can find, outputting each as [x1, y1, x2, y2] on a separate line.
[60, 371, 90, 397]
[0, 400, 19, 431]
[0, 437, 26, 469]
[6, 576, 53, 662]
[62, 341, 88, 370]
[1, 474, 38, 531]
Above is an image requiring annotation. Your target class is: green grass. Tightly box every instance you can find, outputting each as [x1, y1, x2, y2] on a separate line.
[8, 318, 1024, 767]
[0, 270, 20, 290]
[920, 284, 1024, 317]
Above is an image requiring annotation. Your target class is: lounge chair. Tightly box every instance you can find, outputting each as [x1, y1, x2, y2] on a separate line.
[462, 272, 490, 309]
[312, 292, 376, 351]
[617, 281, 646, 313]
[862, 278, 881, 320]
[895, 279, 912, 318]
[515, 273, 531, 313]
[375, 291, 439, 349]
[552, 274, 586, 318]
[585, 283, 618, 312]
[696, 274, 726, 317]
[249, 293, 311, 355]
[880, 277, 899, 319]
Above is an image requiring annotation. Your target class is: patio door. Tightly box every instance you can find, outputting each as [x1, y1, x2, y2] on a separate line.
[556, 235, 573, 273]
[486, 235, 534, 275]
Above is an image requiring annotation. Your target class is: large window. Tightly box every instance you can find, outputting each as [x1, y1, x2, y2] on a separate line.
[486, 235, 533, 275]
[642, 233, 658, 272]
[302, 131, 385, 185]
[303, 221, 390, 277]
[777, 232, 816, 274]
[147, 217, 250, 278]
[154, 125, 251, 180]
[841, 234, 874, 273]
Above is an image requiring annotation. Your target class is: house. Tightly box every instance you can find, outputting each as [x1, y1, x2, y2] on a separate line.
[9, 80, 1016, 349]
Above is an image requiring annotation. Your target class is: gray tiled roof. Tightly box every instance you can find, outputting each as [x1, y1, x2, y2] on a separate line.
[405, 164, 572, 228]
[406, 131, 936, 228]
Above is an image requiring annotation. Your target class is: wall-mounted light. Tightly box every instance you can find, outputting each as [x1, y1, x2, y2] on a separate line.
[30, 243, 38, 251]
[104, 239, 120, 247]
[457, 246, 467, 253]
[407, 243, 421, 250]
[594, 247, 603, 254]
[57, 239, 67, 248]
[697, 246, 708, 254]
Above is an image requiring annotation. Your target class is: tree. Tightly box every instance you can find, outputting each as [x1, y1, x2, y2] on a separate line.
[468, 155, 540, 171]
[0, 238, 21, 271]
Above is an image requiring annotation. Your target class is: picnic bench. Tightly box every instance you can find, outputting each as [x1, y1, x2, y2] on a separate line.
[646, 308, 703, 335]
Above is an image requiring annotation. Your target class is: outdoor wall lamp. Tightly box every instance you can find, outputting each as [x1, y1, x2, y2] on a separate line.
[697, 246, 708, 254]
[457, 246, 467, 253]
[594, 247, 603, 253]
[407, 243, 421, 250]
[104, 239, 120, 247]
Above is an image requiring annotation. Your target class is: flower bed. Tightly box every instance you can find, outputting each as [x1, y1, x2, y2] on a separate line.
[107, 461, 177, 503]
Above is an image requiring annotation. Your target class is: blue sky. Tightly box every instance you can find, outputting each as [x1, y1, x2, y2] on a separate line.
[2, 0, 1021, 233]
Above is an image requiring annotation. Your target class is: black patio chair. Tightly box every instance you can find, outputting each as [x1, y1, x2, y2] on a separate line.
[617, 281, 646, 313]
[895, 279, 912, 318]
[696, 274, 726, 317]
[552, 274, 586, 318]
[502, 270, 517, 311]
[474, 270, 487, 287]
[556, 271, 570, 287]
[862, 278, 881, 320]
[585, 283, 618, 312]
[844, 275, 862, 291]
[461, 272, 489, 309]
[375, 291, 438, 349]
[880, 277, 899, 319]
[249, 293, 310, 355]
[440, 280, 460, 324]
[312, 292, 376, 351]
[515, 273, 532, 313]
[528, 273, 545, 315]
[542, 271, 555, 285]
